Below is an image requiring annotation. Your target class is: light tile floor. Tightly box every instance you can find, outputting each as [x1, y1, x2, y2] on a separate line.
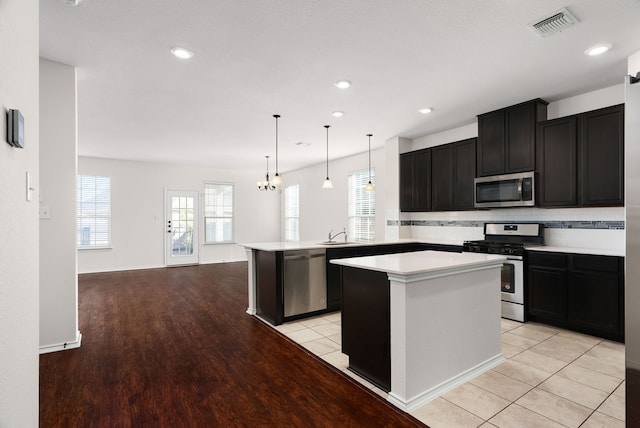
[272, 313, 626, 428]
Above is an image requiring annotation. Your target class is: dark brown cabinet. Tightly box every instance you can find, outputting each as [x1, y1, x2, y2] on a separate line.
[477, 99, 548, 177]
[527, 252, 568, 321]
[537, 116, 578, 206]
[537, 104, 624, 208]
[399, 149, 431, 212]
[580, 105, 624, 206]
[326, 243, 461, 311]
[432, 138, 477, 211]
[401, 139, 476, 212]
[527, 250, 624, 341]
[341, 266, 391, 391]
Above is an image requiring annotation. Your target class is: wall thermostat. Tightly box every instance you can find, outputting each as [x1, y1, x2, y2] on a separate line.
[7, 109, 25, 148]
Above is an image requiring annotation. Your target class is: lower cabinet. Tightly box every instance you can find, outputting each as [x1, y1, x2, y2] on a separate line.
[526, 251, 624, 341]
[341, 266, 391, 391]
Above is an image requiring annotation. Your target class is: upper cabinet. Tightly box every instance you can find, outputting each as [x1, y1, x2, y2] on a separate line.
[432, 138, 477, 211]
[537, 104, 624, 207]
[401, 138, 476, 212]
[580, 105, 624, 206]
[477, 99, 548, 177]
[537, 116, 578, 207]
[400, 148, 431, 212]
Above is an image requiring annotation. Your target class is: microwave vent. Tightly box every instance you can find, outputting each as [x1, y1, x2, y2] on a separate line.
[527, 8, 579, 38]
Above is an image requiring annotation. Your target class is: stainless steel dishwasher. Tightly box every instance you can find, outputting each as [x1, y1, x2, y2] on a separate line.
[283, 249, 327, 317]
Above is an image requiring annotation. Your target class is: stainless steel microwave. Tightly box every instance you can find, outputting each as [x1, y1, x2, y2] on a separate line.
[474, 171, 535, 208]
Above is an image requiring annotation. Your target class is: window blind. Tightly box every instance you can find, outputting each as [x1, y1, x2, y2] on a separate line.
[77, 175, 111, 248]
[348, 169, 375, 242]
[284, 184, 300, 241]
[204, 183, 234, 243]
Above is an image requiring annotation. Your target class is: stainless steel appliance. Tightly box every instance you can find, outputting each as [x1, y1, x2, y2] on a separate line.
[462, 223, 544, 322]
[474, 171, 536, 208]
[283, 249, 327, 317]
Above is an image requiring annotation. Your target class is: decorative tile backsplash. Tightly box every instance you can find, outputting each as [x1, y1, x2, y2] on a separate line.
[386, 219, 625, 230]
[385, 207, 626, 253]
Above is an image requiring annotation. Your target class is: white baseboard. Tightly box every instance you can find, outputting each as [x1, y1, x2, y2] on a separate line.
[387, 353, 505, 412]
[39, 331, 82, 354]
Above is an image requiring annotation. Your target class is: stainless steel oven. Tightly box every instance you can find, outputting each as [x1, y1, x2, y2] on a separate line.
[500, 257, 524, 321]
[463, 222, 544, 322]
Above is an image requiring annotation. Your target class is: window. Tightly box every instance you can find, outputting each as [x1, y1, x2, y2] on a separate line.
[77, 175, 111, 248]
[284, 184, 299, 241]
[204, 183, 234, 243]
[348, 169, 375, 242]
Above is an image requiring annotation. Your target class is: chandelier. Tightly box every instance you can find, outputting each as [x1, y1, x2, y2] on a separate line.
[257, 155, 276, 191]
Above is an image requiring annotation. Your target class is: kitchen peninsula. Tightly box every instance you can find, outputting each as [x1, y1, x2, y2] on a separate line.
[241, 240, 462, 325]
[331, 250, 506, 411]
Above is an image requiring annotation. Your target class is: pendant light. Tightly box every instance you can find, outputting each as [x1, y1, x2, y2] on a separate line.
[321, 125, 334, 189]
[271, 114, 283, 186]
[365, 133, 375, 191]
[257, 155, 276, 191]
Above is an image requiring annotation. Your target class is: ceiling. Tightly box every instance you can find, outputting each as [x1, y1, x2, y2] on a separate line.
[39, 0, 640, 174]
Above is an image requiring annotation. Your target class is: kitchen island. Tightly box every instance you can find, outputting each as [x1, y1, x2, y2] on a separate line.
[241, 240, 461, 325]
[331, 250, 506, 412]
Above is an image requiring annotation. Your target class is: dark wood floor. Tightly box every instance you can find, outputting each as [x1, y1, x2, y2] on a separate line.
[40, 262, 426, 427]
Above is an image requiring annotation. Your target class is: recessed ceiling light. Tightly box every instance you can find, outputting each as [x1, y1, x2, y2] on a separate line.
[418, 107, 433, 114]
[332, 111, 344, 117]
[170, 46, 194, 59]
[584, 43, 612, 56]
[334, 80, 351, 89]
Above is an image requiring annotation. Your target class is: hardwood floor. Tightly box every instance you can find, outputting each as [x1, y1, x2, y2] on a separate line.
[40, 262, 425, 427]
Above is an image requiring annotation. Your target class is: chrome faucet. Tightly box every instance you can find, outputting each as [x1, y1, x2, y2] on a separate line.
[328, 228, 347, 242]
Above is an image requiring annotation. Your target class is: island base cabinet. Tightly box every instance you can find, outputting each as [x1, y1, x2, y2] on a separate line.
[341, 267, 390, 392]
[255, 250, 283, 326]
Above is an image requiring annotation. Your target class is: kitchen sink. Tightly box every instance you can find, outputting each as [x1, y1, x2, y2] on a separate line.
[318, 241, 355, 245]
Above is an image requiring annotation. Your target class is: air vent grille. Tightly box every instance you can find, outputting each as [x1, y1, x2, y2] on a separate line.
[528, 8, 579, 37]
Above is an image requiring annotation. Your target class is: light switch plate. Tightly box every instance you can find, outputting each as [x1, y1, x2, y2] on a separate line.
[39, 206, 51, 219]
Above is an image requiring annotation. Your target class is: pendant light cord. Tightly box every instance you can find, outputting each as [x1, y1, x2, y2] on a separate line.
[273, 114, 280, 175]
[367, 133, 372, 182]
[325, 125, 330, 178]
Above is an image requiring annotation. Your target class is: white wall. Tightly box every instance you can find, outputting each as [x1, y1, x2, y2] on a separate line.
[0, 0, 40, 425]
[39, 58, 81, 352]
[278, 147, 387, 243]
[78, 157, 280, 273]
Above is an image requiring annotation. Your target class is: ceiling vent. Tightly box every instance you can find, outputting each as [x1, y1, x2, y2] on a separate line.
[527, 8, 579, 37]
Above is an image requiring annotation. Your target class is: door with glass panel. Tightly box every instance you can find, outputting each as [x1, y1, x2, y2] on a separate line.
[165, 190, 199, 266]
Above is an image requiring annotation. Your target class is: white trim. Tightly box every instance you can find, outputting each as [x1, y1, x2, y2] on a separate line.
[387, 262, 503, 284]
[387, 353, 505, 412]
[39, 331, 83, 354]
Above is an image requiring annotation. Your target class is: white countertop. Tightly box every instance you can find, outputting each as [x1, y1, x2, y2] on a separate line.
[330, 250, 506, 276]
[240, 239, 452, 252]
[525, 245, 624, 257]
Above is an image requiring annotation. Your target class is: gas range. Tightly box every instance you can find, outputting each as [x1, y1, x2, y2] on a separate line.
[462, 223, 545, 322]
[462, 223, 545, 258]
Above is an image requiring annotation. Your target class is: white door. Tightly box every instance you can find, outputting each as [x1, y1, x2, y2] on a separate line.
[165, 190, 199, 266]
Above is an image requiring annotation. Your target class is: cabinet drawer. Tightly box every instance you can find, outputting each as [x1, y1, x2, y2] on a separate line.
[527, 251, 567, 269]
[572, 254, 619, 273]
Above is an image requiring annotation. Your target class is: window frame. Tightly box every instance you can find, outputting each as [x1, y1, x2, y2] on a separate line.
[203, 182, 235, 245]
[347, 168, 376, 242]
[77, 174, 112, 249]
[284, 184, 300, 241]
